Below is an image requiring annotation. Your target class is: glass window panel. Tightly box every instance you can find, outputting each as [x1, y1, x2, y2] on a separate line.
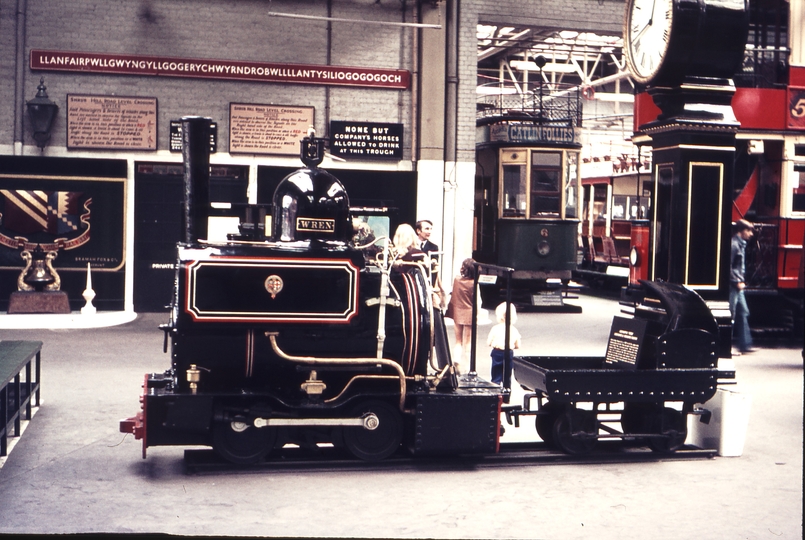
[530, 151, 561, 217]
[532, 152, 561, 167]
[502, 164, 527, 217]
[793, 164, 805, 214]
[565, 152, 579, 219]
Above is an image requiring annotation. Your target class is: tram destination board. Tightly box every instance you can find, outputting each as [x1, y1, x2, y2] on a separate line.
[329, 121, 403, 160]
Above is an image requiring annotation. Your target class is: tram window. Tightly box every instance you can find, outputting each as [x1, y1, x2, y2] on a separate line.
[565, 152, 579, 218]
[793, 164, 805, 213]
[502, 164, 527, 217]
[530, 151, 561, 217]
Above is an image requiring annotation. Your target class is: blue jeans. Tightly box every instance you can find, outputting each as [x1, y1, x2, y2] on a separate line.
[729, 285, 753, 352]
[490, 348, 512, 385]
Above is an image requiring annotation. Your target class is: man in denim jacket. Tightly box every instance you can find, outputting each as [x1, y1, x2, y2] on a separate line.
[730, 219, 756, 355]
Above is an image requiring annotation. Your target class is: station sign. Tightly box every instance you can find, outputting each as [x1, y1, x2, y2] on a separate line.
[66, 95, 157, 150]
[229, 104, 314, 155]
[329, 121, 403, 160]
[31, 50, 410, 90]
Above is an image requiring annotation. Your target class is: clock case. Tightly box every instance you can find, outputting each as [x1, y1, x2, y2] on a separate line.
[631, 0, 749, 127]
[631, 0, 751, 302]
[641, 0, 749, 86]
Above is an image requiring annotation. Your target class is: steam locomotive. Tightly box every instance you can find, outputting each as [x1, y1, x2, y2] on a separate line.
[119, 118, 501, 464]
[120, 117, 734, 465]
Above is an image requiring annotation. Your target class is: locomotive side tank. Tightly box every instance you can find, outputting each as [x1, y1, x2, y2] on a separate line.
[121, 118, 502, 464]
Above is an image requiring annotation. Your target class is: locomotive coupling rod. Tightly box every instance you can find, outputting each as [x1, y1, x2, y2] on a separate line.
[265, 332, 407, 412]
[253, 414, 380, 430]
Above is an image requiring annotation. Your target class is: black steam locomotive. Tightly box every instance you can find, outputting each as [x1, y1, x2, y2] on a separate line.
[120, 118, 501, 464]
[120, 118, 734, 465]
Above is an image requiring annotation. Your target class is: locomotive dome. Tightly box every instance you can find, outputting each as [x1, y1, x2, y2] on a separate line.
[272, 166, 351, 243]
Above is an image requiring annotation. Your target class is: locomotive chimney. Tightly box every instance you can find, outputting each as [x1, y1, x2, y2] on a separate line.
[181, 116, 212, 244]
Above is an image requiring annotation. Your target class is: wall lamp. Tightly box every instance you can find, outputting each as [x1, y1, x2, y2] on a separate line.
[26, 77, 59, 150]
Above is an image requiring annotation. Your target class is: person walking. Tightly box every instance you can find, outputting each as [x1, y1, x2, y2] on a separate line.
[730, 219, 756, 355]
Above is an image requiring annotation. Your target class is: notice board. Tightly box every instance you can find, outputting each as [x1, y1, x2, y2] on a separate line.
[229, 103, 314, 155]
[604, 316, 647, 370]
[66, 95, 157, 150]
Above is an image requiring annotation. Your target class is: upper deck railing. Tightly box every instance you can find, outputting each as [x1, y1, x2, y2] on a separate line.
[476, 82, 583, 127]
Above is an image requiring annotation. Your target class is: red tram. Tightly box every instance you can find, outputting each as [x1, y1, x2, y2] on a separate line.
[576, 170, 651, 287]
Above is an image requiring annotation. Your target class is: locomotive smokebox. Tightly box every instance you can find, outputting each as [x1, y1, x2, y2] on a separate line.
[181, 116, 212, 244]
[272, 136, 351, 243]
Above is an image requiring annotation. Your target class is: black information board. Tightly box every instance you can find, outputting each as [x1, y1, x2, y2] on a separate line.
[170, 121, 218, 153]
[329, 121, 403, 160]
[604, 316, 648, 370]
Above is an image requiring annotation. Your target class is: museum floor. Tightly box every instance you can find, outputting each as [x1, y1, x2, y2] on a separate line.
[0, 291, 802, 539]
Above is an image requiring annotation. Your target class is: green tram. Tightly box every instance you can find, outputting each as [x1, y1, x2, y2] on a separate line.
[474, 85, 583, 310]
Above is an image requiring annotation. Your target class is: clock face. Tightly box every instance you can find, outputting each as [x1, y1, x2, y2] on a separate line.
[625, 0, 674, 84]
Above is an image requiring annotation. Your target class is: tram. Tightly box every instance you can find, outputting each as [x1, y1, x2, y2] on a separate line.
[474, 80, 583, 310]
[575, 170, 651, 288]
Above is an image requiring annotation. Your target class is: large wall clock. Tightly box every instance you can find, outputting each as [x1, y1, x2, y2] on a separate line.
[624, 0, 749, 87]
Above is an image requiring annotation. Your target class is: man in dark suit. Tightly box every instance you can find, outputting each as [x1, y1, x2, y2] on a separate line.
[415, 219, 439, 256]
[415, 219, 444, 307]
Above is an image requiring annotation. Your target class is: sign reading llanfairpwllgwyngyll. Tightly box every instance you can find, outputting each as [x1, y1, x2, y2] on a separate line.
[229, 104, 314, 155]
[67, 95, 157, 150]
[31, 50, 410, 90]
[329, 121, 403, 160]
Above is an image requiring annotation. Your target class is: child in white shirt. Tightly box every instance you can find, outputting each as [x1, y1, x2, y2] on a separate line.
[487, 302, 522, 385]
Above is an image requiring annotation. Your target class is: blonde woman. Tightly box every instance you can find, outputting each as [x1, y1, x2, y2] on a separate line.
[392, 223, 425, 262]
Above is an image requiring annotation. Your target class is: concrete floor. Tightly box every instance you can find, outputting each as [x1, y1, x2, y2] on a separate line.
[0, 291, 802, 539]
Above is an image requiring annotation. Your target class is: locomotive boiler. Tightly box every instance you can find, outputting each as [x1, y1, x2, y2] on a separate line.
[120, 118, 502, 464]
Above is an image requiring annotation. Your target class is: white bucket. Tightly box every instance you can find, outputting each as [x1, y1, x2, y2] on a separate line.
[686, 388, 752, 457]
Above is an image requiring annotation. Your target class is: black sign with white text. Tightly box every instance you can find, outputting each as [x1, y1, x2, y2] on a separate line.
[170, 120, 218, 153]
[329, 121, 403, 160]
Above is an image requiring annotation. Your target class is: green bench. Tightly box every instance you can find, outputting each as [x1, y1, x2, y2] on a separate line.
[1, 341, 42, 458]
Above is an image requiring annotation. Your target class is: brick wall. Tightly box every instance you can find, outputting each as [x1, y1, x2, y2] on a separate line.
[1, 0, 413, 154]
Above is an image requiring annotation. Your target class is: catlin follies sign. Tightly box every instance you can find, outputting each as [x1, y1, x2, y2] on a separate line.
[31, 50, 410, 90]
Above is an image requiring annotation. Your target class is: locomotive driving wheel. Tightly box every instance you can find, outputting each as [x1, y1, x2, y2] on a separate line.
[342, 400, 403, 461]
[647, 407, 688, 453]
[552, 408, 598, 455]
[212, 406, 278, 465]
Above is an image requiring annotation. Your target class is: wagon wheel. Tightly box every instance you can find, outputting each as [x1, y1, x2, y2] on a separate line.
[535, 402, 562, 447]
[212, 409, 278, 465]
[647, 407, 688, 453]
[343, 400, 403, 462]
[552, 408, 598, 455]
